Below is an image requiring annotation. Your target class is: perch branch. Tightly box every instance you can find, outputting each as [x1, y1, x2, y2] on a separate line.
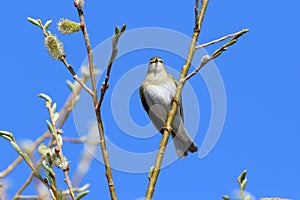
[145, 0, 209, 199]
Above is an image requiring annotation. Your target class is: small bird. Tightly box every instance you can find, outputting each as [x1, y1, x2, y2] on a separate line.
[140, 56, 198, 158]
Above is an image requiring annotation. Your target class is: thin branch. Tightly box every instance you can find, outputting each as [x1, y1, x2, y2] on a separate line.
[62, 136, 99, 145]
[6, 74, 88, 199]
[76, 5, 119, 200]
[0, 73, 88, 177]
[0, 131, 49, 178]
[196, 29, 248, 49]
[0, 157, 22, 178]
[45, 100, 75, 200]
[37, 22, 94, 97]
[12, 173, 34, 200]
[16, 184, 90, 200]
[185, 29, 249, 82]
[76, 9, 98, 104]
[145, 0, 209, 199]
[60, 57, 94, 96]
[97, 27, 125, 109]
[0, 131, 57, 200]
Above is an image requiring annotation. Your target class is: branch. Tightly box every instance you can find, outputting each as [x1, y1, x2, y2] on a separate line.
[42, 96, 75, 200]
[12, 173, 34, 200]
[27, 17, 94, 97]
[145, 0, 209, 199]
[97, 25, 126, 109]
[0, 131, 58, 200]
[76, 8, 98, 104]
[75, 3, 126, 200]
[60, 57, 94, 96]
[15, 184, 90, 200]
[185, 29, 249, 82]
[4, 73, 88, 199]
[195, 29, 248, 49]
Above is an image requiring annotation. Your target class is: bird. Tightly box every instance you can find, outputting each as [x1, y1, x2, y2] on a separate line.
[139, 56, 198, 158]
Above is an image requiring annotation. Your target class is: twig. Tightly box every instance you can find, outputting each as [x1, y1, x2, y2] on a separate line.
[97, 27, 124, 108]
[62, 136, 100, 145]
[145, 0, 209, 199]
[196, 29, 246, 49]
[185, 29, 249, 82]
[60, 57, 94, 96]
[76, 9, 98, 103]
[0, 131, 49, 178]
[76, 4, 125, 200]
[7, 74, 88, 199]
[16, 184, 90, 200]
[13, 173, 34, 200]
[0, 131, 57, 200]
[45, 99, 75, 200]
[37, 22, 94, 97]
[1, 73, 88, 175]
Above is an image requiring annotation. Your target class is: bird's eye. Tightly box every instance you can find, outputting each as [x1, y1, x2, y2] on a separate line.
[149, 57, 163, 63]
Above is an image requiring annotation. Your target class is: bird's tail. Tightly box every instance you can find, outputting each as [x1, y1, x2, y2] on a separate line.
[171, 130, 198, 158]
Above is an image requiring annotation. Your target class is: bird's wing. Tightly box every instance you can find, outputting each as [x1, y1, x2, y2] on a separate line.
[139, 84, 150, 114]
[140, 82, 174, 132]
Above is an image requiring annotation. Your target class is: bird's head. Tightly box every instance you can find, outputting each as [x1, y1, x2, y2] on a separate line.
[147, 56, 166, 75]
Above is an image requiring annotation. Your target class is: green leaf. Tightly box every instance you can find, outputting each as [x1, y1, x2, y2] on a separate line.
[27, 17, 41, 27]
[0, 134, 12, 141]
[66, 80, 75, 92]
[226, 39, 237, 47]
[38, 93, 52, 102]
[76, 190, 90, 200]
[46, 120, 54, 134]
[148, 165, 154, 180]
[238, 170, 247, 184]
[211, 51, 222, 59]
[53, 112, 60, 123]
[58, 189, 63, 200]
[222, 195, 231, 200]
[0, 130, 13, 141]
[121, 24, 126, 33]
[240, 178, 247, 191]
[51, 103, 57, 114]
[44, 20, 53, 29]
[114, 26, 120, 34]
[10, 141, 22, 153]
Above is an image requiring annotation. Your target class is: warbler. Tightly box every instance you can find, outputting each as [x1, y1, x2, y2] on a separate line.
[140, 56, 198, 158]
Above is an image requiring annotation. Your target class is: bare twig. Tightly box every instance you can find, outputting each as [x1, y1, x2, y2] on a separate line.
[145, 0, 209, 199]
[16, 184, 90, 200]
[62, 136, 100, 145]
[196, 29, 247, 49]
[185, 29, 249, 82]
[13, 173, 34, 200]
[75, 4, 126, 199]
[76, 5, 119, 200]
[60, 57, 94, 96]
[76, 9, 98, 103]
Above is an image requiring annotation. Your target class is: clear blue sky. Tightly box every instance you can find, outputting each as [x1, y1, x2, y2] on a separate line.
[0, 1, 299, 200]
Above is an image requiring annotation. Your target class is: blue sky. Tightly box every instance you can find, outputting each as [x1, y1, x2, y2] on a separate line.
[0, 1, 299, 200]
